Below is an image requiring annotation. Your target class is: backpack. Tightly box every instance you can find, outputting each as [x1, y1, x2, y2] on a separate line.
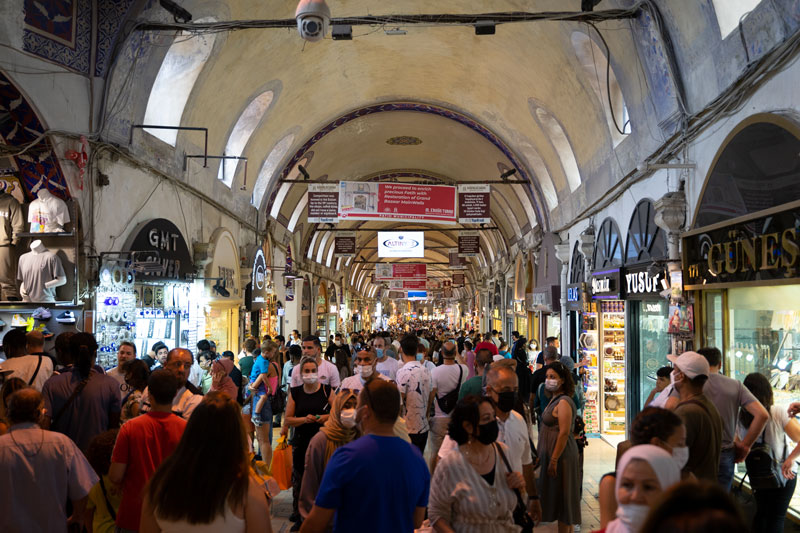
[744, 427, 786, 490]
[435, 365, 463, 415]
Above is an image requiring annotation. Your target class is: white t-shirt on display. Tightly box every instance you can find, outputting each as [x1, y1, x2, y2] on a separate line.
[28, 192, 70, 233]
[431, 363, 469, 418]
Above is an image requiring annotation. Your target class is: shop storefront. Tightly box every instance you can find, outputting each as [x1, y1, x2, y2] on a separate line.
[315, 281, 329, 348]
[115, 218, 194, 361]
[491, 282, 503, 333]
[201, 228, 241, 353]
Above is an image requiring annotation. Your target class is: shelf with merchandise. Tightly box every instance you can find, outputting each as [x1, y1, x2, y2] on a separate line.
[603, 327, 625, 331]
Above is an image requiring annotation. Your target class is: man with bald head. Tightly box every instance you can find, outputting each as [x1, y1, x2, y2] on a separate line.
[0, 388, 98, 532]
[139, 348, 202, 419]
[429, 341, 469, 461]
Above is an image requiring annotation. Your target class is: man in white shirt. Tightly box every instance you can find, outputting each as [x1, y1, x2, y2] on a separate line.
[107, 341, 137, 390]
[140, 348, 202, 420]
[0, 328, 53, 391]
[290, 336, 340, 388]
[429, 341, 469, 463]
[339, 348, 391, 394]
[373, 335, 399, 381]
[395, 335, 434, 454]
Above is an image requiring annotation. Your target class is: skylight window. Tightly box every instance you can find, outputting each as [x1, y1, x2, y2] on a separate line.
[252, 134, 296, 207]
[218, 91, 274, 187]
[711, 0, 760, 38]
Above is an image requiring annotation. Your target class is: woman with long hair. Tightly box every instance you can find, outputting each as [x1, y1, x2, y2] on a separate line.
[140, 392, 272, 532]
[298, 389, 360, 525]
[740, 372, 800, 533]
[537, 361, 581, 533]
[334, 348, 351, 381]
[41, 332, 120, 450]
[120, 359, 149, 423]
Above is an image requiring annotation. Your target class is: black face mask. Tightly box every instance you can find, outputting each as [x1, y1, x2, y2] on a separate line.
[476, 419, 499, 445]
[495, 390, 517, 413]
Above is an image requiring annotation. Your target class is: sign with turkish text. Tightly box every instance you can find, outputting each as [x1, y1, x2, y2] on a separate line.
[449, 248, 466, 269]
[307, 183, 339, 223]
[374, 263, 427, 280]
[334, 232, 356, 257]
[338, 181, 457, 223]
[624, 265, 665, 300]
[458, 184, 491, 224]
[591, 268, 622, 300]
[453, 273, 465, 286]
[682, 201, 800, 289]
[458, 231, 480, 258]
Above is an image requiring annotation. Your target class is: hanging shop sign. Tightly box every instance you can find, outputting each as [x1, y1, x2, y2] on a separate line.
[682, 201, 800, 290]
[307, 183, 339, 223]
[205, 228, 242, 301]
[378, 231, 425, 258]
[123, 218, 193, 281]
[458, 231, 481, 258]
[338, 181, 457, 223]
[374, 263, 427, 280]
[334, 232, 356, 257]
[530, 286, 560, 313]
[624, 265, 666, 300]
[246, 248, 268, 310]
[449, 248, 467, 269]
[458, 184, 490, 224]
[591, 268, 623, 300]
[389, 279, 428, 291]
[453, 273, 465, 286]
[566, 282, 587, 312]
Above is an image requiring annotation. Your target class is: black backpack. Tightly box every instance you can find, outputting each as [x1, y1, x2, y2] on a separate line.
[744, 429, 786, 490]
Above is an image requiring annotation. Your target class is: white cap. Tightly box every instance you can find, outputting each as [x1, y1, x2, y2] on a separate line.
[667, 351, 710, 379]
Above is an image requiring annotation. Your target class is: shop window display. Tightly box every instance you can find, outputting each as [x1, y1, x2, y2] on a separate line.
[636, 300, 671, 409]
[601, 301, 626, 437]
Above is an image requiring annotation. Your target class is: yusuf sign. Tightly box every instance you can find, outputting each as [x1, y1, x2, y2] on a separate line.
[624, 266, 665, 299]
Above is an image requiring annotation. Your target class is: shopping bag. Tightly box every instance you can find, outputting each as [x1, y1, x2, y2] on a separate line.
[270, 435, 293, 491]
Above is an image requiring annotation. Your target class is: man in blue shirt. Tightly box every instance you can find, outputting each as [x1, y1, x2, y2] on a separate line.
[301, 379, 429, 533]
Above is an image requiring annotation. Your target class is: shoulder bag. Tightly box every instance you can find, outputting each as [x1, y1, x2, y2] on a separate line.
[269, 361, 287, 414]
[495, 442, 535, 533]
[27, 355, 43, 386]
[435, 365, 463, 415]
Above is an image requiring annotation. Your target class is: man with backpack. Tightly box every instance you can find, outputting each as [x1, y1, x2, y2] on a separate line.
[429, 341, 469, 463]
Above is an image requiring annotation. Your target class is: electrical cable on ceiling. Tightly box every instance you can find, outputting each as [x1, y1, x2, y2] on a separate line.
[586, 21, 630, 136]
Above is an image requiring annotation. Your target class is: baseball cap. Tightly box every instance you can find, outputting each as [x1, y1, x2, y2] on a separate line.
[667, 351, 709, 379]
[475, 341, 499, 356]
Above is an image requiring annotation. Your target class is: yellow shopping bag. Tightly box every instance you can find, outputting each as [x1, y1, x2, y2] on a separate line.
[270, 435, 293, 491]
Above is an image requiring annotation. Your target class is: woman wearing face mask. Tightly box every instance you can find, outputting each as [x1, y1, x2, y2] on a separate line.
[281, 356, 334, 530]
[537, 361, 581, 533]
[598, 407, 690, 528]
[298, 389, 360, 529]
[429, 395, 524, 532]
[594, 445, 681, 533]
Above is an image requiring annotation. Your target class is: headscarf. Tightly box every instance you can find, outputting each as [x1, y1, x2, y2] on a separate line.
[319, 389, 360, 467]
[210, 358, 238, 402]
[607, 444, 681, 533]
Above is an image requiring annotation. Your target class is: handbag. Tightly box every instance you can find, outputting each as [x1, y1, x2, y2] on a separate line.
[495, 443, 535, 533]
[270, 435, 293, 491]
[435, 365, 463, 414]
[269, 362, 286, 413]
[744, 429, 786, 490]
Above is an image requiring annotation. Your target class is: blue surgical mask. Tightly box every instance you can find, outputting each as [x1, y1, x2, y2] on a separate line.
[416, 353, 423, 361]
[375, 348, 384, 358]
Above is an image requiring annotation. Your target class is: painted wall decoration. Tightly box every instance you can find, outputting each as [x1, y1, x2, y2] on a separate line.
[630, 8, 678, 127]
[0, 72, 70, 200]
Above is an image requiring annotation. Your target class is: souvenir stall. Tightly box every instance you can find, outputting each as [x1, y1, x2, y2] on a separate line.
[0, 175, 83, 352]
[200, 228, 241, 353]
[118, 218, 194, 360]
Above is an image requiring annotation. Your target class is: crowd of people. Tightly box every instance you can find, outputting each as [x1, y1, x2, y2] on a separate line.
[0, 323, 795, 532]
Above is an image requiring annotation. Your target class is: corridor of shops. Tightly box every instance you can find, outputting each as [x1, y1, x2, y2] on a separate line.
[2, 0, 800, 532]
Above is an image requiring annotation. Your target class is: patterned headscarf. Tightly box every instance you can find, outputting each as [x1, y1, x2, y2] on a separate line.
[319, 389, 360, 467]
[210, 358, 237, 402]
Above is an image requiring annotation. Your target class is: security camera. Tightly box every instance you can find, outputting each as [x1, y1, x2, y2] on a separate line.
[295, 0, 331, 42]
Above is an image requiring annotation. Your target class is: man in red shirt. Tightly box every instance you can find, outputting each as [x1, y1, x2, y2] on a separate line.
[109, 369, 187, 532]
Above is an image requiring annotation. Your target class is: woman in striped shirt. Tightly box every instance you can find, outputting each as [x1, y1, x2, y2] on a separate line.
[429, 395, 524, 532]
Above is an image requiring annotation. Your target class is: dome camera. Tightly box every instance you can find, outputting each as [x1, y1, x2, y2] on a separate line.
[295, 0, 331, 42]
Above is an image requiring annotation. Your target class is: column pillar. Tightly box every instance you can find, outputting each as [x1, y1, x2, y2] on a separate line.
[654, 191, 686, 270]
[555, 241, 572, 359]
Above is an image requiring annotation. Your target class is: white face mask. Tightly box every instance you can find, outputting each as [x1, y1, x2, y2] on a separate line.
[545, 379, 560, 392]
[340, 408, 357, 428]
[302, 372, 319, 385]
[615, 503, 650, 532]
[335, 340, 342, 346]
[672, 446, 689, 469]
[356, 365, 374, 379]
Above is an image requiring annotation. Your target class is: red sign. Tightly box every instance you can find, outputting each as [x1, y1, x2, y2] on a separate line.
[338, 181, 456, 223]
[374, 263, 427, 280]
[403, 280, 427, 290]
